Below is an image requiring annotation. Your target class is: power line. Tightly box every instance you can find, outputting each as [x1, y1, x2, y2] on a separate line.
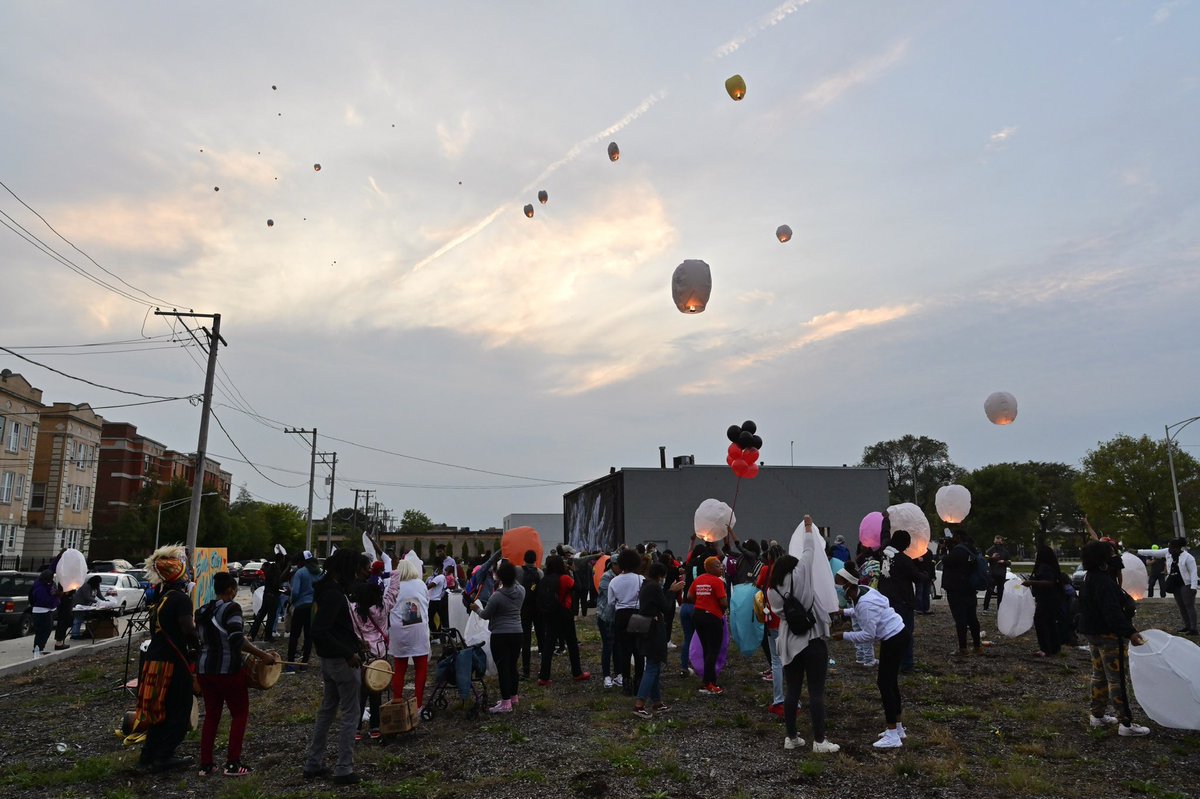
[209, 408, 308, 490]
[5, 334, 181, 349]
[0, 346, 201, 401]
[6, 343, 200, 356]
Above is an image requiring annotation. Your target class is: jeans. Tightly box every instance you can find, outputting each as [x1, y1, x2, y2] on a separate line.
[766, 627, 784, 706]
[304, 657, 360, 777]
[852, 616, 875, 664]
[636, 657, 663, 703]
[287, 604, 313, 663]
[32, 611, 54, 652]
[1174, 586, 1197, 631]
[70, 610, 89, 639]
[140, 659, 194, 765]
[783, 638, 827, 741]
[491, 632, 522, 700]
[199, 671, 249, 767]
[613, 608, 644, 696]
[678, 603, 695, 670]
[947, 589, 981, 649]
[597, 616, 614, 678]
[693, 609, 723, 686]
[915, 578, 932, 613]
[879, 632, 907, 724]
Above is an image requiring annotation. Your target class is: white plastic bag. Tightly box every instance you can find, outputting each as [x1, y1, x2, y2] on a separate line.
[996, 577, 1035, 637]
[462, 611, 497, 676]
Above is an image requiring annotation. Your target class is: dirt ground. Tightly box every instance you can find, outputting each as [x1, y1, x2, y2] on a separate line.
[1, 601, 1197, 799]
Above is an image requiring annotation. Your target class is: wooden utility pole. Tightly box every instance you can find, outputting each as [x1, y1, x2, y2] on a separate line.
[318, 452, 337, 557]
[285, 427, 317, 552]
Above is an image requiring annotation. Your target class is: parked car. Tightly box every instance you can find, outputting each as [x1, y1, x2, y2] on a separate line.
[126, 568, 152, 591]
[90, 559, 135, 573]
[0, 571, 38, 637]
[225, 562, 243, 580]
[88, 572, 145, 614]
[238, 561, 266, 586]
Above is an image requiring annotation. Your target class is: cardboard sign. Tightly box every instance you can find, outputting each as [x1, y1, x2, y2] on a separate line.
[192, 547, 228, 610]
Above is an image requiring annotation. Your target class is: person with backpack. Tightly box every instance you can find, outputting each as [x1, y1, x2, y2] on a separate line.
[519, 550, 543, 680]
[596, 556, 620, 687]
[196, 572, 279, 777]
[877, 529, 919, 673]
[609, 549, 646, 697]
[942, 528, 985, 656]
[286, 552, 325, 673]
[536, 554, 591, 685]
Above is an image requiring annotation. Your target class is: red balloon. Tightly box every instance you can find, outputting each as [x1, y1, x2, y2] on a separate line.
[731, 459, 749, 477]
[727, 443, 743, 459]
[745, 462, 760, 479]
[726, 454, 736, 466]
[742, 447, 759, 464]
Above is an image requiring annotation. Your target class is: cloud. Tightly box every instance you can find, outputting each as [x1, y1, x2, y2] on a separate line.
[800, 40, 910, 111]
[435, 111, 474, 160]
[738, 289, 776, 305]
[987, 125, 1018, 148]
[1153, 2, 1183, 24]
[344, 105, 363, 127]
[366, 175, 388, 199]
[713, 0, 813, 59]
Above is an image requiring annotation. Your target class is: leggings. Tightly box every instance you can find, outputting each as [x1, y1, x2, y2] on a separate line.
[783, 638, 827, 741]
[692, 609, 724, 686]
[490, 632, 522, 700]
[33, 612, 54, 652]
[199, 672, 249, 766]
[1033, 599, 1061, 655]
[878, 632, 907, 725]
[1087, 634, 1131, 724]
[678, 603, 695, 670]
[391, 655, 429, 707]
[947, 590, 981, 649]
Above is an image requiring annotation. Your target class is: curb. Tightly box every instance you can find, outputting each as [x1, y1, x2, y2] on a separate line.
[0, 630, 149, 680]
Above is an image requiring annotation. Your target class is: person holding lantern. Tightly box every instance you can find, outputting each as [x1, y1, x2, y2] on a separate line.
[688, 556, 729, 695]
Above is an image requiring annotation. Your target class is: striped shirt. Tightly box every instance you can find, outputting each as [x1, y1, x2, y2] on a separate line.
[197, 599, 246, 675]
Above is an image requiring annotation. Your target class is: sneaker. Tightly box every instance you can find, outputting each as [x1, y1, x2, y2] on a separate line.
[760, 668, 772, 677]
[862, 659, 879, 667]
[667, 641, 677, 649]
[54, 643, 70, 651]
[155, 755, 196, 772]
[784, 736, 806, 750]
[355, 732, 364, 742]
[652, 703, 671, 713]
[768, 703, 784, 718]
[223, 763, 252, 777]
[1118, 723, 1150, 737]
[198, 764, 219, 777]
[704, 683, 723, 695]
[537, 679, 553, 687]
[633, 707, 653, 719]
[488, 700, 512, 714]
[1089, 714, 1119, 728]
[812, 739, 841, 754]
[613, 675, 623, 687]
[510, 695, 519, 706]
[283, 665, 298, 674]
[333, 773, 361, 786]
[369, 730, 382, 740]
[574, 672, 592, 682]
[873, 730, 903, 749]
[603, 676, 614, 688]
[760, 673, 774, 682]
[878, 723, 907, 739]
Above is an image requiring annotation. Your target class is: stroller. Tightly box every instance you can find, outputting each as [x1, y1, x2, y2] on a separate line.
[422, 628, 489, 720]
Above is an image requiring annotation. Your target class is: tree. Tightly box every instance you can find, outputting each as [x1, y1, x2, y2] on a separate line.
[1075, 434, 1200, 548]
[1008, 461, 1083, 549]
[861, 435, 966, 508]
[962, 464, 1041, 550]
[399, 509, 433, 535]
[460, 541, 470, 561]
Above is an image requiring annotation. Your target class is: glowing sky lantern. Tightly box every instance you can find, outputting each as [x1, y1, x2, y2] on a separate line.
[266, 219, 274, 227]
[996, 577, 1035, 637]
[886, 502, 931, 558]
[1129, 630, 1200, 730]
[776, 225, 792, 243]
[313, 163, 321, 172]
[725, 74, 746, 101]
[984, 391, 1018, 425]
[55, 548, 88, 592]
[523, 204, 535, 218]
[935, 484, 972, 524]
[859, 511, 884, 549]
[1121, 551, 1149, 601]
[537, 190, 548, 205]
[672, 259, 711, 314]
[695, 498, 734, 543]
[607, 141, 620, 162]
[501, 526, 544, 568]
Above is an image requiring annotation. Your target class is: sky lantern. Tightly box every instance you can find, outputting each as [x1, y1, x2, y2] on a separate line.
[523, 204, 535, 218]
[501, 526, 544, 568]
[1129, 630, 1200, 730]
[776, 224, 792, 243]
[313, 163, 321, 172]
[266, 219, 274, 227]
[55, 548, 88, 592]
[538, 190, 548, 205]
[887, 502, 931, 558]
[1121, 552, 1149, 601]
[935, 484, 971, 524]
[997, 578, 1035, 637]
[984, 391, 1018, 425]
[725, 74, 746, 101]
[607, 141, 620, 161]
[859, 512, 884, 549]
[695, 498, 734, 543]
[671, 259, 711, 314]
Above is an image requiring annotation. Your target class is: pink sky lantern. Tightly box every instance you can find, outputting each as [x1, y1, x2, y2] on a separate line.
[859, 512, 884, 549]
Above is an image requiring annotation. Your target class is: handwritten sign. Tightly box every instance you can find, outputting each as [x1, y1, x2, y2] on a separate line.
[192, 547, 228, 610]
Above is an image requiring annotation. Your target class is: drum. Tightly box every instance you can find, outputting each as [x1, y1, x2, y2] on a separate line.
[244, 654, 282, 690]
[363, 658, 393, 694]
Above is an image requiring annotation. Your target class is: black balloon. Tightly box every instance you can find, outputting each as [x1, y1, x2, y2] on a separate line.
[738, 431, 754, 448]
[726, 425, 742, 444]
[751, 434, 763, 449]
[742, 420, 757, 434]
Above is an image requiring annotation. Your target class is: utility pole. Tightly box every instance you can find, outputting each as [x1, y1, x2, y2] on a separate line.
[285, 427, 317, 552]
[318, 452, 337, 557]
[351, 488, 375, 543]
[155, 310, 225, 563]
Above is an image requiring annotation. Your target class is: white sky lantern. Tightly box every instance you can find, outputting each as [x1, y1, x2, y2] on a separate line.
[886, 502, 931, 558]
[935, 484, 972, 524]
[55, 548, 88, 592]
[984, 391, 1018, 425]
[607, 141, 620, 161]
[776, 224, 792, 243]
[997, 577, 1035, 637]
[1121, 552, 1149, 601]
[523, 204, 534, 218]
[672, 259, 712, 314]
[725, 74, 746, 101]
[537, 190, 548, 205]
[695, 498, 734, 543]
[1129, 630, 1200, 730]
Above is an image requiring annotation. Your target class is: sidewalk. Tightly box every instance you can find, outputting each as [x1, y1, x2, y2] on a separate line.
[0, 613, 148, 679]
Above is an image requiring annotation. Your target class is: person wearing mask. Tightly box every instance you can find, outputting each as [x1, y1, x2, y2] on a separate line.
[350, 570, 396, 741]
[70, 574, 103, 639]
[832, 562, 909, 749]
[475, 561, 525, 713]
[596, 557, 619, 688]
[983, 536, 1011, 611]
[942, 529, 984, 656]
[1137, 538, 1197, 635]
[519, 551, 543, 680]
[1022, 545, 1066, 657]
[426, 566, 448, 632]
[632, 563, 680, 717]
[29, 570, 60, 657]
[877, 529, 919, 673]
[609, 549, 646, 698]
[196, 572, 279, 777]
[303, 549, 366, 785]
[387, 559, 432, 712]
[536, 554, 591, 685]
[688, 556, 729, 695]
[137, 546, 200, 773]
[286, 552, 324, 672]
[1077, 541, 1150, 736]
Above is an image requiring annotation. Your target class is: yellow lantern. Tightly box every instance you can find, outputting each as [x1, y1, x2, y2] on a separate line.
[671, 259, 712, 314]
[523, 204, 534, 218]
[725, 74, 747, 101]
[607, 142, 620, 162]
[538, 190, 548, 205]
[776, 225, 792, 243]
[984, 391, 1018, 425]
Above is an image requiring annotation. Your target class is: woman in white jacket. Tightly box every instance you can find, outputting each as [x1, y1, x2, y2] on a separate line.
[767, 516, 841, 754]
[387, 560, 431, 710]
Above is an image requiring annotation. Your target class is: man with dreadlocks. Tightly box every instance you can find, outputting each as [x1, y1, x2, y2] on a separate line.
[137, 544, 200, 772]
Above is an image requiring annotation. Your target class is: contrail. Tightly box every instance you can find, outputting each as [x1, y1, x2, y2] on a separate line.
[713, 0, 813, 59]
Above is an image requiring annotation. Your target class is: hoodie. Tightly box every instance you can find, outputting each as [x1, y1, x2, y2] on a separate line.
[478, 584, 526, 635]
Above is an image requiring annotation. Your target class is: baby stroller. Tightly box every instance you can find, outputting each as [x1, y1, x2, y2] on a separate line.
[422, 628, 489, 720]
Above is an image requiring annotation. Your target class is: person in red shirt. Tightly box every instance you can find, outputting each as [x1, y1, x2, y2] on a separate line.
[536, 555, 592, 685]
[688, 556, 729, 694]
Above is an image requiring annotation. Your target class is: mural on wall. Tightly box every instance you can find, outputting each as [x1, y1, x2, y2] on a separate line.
[565, 478, 619, 553]
[192, 547, 228, 610]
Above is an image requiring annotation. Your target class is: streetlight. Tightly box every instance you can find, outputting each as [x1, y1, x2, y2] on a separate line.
[1165, 416, 1199, 539]
[156, 492, 219, 550]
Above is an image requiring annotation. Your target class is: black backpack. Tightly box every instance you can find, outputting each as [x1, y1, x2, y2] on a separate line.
[520, 565, 542, 611]
[535, 573, 562, 616]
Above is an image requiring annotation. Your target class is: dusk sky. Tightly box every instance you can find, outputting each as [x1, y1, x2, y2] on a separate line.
[3, 2, 1197, 531]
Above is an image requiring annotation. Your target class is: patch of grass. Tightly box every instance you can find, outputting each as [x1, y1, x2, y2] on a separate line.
[920, 705, 982, 722]
[993, 766, 1055, 795]
[509, 768, 546, 783]
[284, 711, 316, 724]
[391, 770, 444, 799]
[798, 760, 824, 777]
[1012, 741, 1046, 757]
[1, 754, 122, 789]
[217, 778, 269, 799]
[1125, 779, 1188, 799]
[106, 790, 139, 799]
[598, 742, 641, 774]
[76, 666, 104, 682]
[893, 757, 920, 778]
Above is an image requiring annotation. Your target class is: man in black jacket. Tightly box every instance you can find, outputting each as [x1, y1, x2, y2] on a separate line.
[983, 536, 1011, 611]
[942, 529, 983, 655]
[878, 530, 919, 672]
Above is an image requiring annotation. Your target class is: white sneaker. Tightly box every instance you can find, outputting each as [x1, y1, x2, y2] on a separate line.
[783, 736, 806, 750]
[613, 675, 623, 687]
[878, 723, 907, 739]
[862, 659, 879, 668]
[873, 730, 903, 749]
[603, 676, 614, 688]
[1118, 723, 1150, 737]
[812, 739, 840, 754]
[1089, 714, 1119, 728]
[667, 641, 678, 649]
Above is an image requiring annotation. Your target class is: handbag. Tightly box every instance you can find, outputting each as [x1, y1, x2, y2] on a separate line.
[1164, 559, 1183, 594]
[625, 613, 653, 635]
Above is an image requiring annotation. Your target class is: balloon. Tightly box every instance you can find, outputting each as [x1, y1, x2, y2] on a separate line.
[266, 219, 274, 227]
[725, 74, 746, 101]
[1121, 552, 1149, 601]
[751, 434, 763, 450]
[55, 548, 88, 592]
[523, 204, 534, 218]
[741, 420, 757, 434]
[731, 459, 749, 478]
[607, 141, 620, 162]
[671, 259, 711, 314]
[1129, 629, 1200, 730]
[744, 462, 759, 479]
[859, 512, 884, 549]
[776, 225, 792, 243]
[313, 163, 321, 172]
[727, 443, 743, 459]
[592, 555, 610, 592]
[726, 425, 742, 444]
[984, 391, 1018, 425]
[738, 431, 754, 448]
[501, 526, 544, 568]
[741, 447, 759, 464]
[886, 503, 932, 558]
[996, 577, 1035, 637]
[729, 583, 763, 654]
[935, 484, 972, 524]
[695, 498, 735, 542]
[689, 616, 730, 676]
[726, 454, 736, 466]
[537, 190, 548, 205]
[362, 532, 377, 562]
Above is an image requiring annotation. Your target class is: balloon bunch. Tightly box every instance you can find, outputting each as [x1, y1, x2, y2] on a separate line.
[725, 420, 763, 479]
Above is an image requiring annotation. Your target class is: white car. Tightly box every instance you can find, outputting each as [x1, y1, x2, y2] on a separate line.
[88, 572, 145, 614]
[933, 565, 1018, 596]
